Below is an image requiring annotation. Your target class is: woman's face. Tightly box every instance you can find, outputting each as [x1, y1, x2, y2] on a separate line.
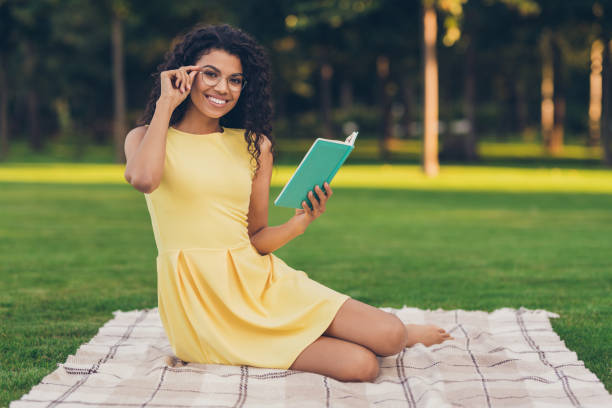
[189, 49, 244, 119]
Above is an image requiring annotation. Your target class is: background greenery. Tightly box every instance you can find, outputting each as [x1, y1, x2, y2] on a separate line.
[2, 0, 612, 164]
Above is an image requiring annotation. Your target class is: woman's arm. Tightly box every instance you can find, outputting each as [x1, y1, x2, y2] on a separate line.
[124, 66, 202, 194]
[124, 100, 173, 193]
[248, 136, 333, 255]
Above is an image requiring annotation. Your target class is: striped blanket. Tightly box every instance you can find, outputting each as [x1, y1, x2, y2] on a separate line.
[11, 306, 612, 407]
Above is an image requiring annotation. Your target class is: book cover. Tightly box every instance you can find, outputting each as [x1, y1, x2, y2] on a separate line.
[274, 131, 358, 209]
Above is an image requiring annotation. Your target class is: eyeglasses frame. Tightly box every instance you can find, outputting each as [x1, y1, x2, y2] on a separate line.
[198, 66, 247, 92]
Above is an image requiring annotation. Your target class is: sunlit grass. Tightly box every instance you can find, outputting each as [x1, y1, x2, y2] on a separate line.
[478, 141, 602, 160]
[276, 138, 604, 160]
[274, 165, 612, 194]
[0, 163, 123, 183]
[1, 163, 611, 194]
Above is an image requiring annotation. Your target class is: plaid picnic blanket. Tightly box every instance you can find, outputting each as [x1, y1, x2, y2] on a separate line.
[11, 306, 612, 407]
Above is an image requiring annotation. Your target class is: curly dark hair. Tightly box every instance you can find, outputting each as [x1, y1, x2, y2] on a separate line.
[137, 23, 275, 174]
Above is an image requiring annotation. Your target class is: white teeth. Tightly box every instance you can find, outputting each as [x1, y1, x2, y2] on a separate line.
[207, 96, 227, 105]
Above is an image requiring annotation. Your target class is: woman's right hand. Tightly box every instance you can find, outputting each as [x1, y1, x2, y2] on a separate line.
[158, 65, 203, 110]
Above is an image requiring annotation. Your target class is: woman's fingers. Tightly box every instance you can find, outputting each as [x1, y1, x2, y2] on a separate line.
[185, 67, 202, 91]
[308, 191, 321, 213]
[302, 184, 331, 219]
[179, 69, 187, 92]
[183, 65, 203, 71]
[302, 200, 313, 216]
[183, 69, 190, 91]
[314, 185, 328, 212]
[175, 73, 184, 92]
[314, 185, 327, 204]
[163, 66, 203, 95]
[323, 182, 333, 197]
[189, 70, 198, 87]
[174, 68, 187, 93]
[308, 191, 318, 212]
[177, 70, 183, 92]
[314, 185, 324, 199]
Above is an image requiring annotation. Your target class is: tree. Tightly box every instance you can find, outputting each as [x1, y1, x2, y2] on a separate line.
[533, 1, 599, 155]
[602, 39, 612, 165]
[111, 0, 128, 164]
[422, 0, 440, 176]
[10, 1, 57, 152]
[596, 1, 612, 165]
[0, 1, 15, 160]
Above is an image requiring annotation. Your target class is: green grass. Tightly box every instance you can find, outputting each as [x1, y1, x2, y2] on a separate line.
[1, 138, 607, 166]
[1, 165, 611, 406]
[275, 138, 604, 161]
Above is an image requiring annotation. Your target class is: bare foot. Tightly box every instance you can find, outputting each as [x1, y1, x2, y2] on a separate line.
[404, 324, 454, 347]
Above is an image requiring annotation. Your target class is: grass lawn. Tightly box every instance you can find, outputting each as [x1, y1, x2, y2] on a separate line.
[0, 164, 611, 406]
[1, 138, 606, 167]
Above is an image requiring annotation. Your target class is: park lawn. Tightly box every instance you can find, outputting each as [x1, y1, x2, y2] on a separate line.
[274, 138, 604, 161]
[0, 166, 611, 406]
[0, 138, 605, 164]
[1, 163, 612, 194]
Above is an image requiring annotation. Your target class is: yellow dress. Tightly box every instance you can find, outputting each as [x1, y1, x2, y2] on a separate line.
[144, 126, 350, 370]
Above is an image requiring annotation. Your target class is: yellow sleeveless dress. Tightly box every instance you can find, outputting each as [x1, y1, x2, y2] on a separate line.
[144, 126, 350, 370]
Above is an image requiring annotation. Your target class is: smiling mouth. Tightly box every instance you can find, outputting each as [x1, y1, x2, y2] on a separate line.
[206, 95, 228, 106]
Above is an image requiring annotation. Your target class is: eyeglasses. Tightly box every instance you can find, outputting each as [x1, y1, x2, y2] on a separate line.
[199, 67, 247, 92]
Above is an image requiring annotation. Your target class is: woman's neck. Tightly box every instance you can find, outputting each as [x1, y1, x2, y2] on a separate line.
[174, 104, 222, 134]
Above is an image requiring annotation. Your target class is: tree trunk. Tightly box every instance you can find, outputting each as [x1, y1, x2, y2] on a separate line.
[319, 62, 333, 139]
[400, 75, 413, 138]
[377, 55, 392, 161]
[549, 37, 564, 155]
[463, 35, 478, 161]
[540, 32, 554, 150]
[0, 53, 8, 160]
[24, 42, 41, 152]
[589, 39, 604, 147]
[601, 38, 612, 166]
[422, 1, 439, 176]
[112, 10, 127, 164]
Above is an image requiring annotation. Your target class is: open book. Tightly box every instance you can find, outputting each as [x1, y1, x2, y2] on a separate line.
[274, 131, 358, 209]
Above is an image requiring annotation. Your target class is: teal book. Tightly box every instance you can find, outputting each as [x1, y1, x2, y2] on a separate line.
[274, 131, 358, 209]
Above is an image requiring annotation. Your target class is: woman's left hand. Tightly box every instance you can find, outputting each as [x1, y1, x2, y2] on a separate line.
[292, 182, 333, 233]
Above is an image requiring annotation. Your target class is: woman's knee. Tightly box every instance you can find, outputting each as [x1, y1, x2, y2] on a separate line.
[377, 315, 408, 357]
[288, 336, 380, 382]
[344, 348, 380, 382]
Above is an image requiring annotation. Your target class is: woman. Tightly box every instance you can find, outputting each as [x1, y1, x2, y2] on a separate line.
[124, 23, 452, 383]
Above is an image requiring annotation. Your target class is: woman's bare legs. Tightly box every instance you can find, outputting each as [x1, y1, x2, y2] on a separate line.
[289, 335, 380, 382]
[325, 298, 453, 353]
[289, 298, 453, 382]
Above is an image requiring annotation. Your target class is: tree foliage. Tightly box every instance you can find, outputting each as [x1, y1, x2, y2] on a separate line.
[0, 0, 609, 165]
